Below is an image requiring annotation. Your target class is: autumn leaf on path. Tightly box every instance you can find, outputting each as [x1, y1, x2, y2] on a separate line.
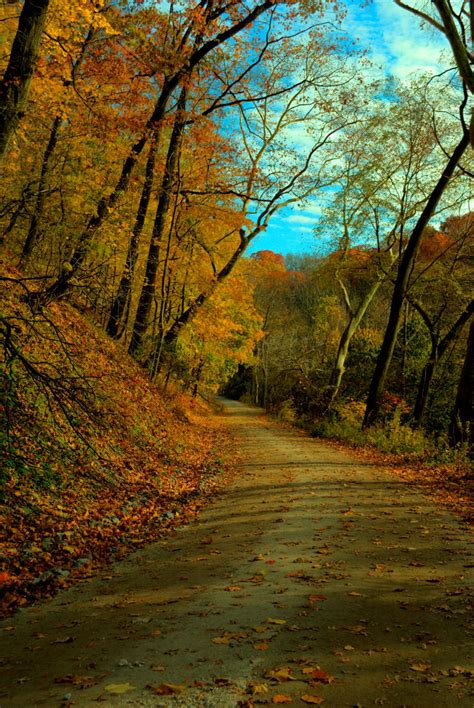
[254, 642, 269, 650]
[301, 695, 325, 704]
[344, 624, 368, 635]
[105, 683, 135, 694]
[267, 618, 286, 625]
[410, 662, 432, 672]
[248, 574, 265, 584]
[213, 631, 247, 645]
[307, 595, 327, 604]
[272, 694, 293, 703]
[224, 585, 242, 592]
[368, 564, 389, 576]
[264, 667, 293, 682]
[316, 546, 330, 556]
[285, 570, 313, 580]
[301, 668, 333, 684]
[55, 675, 99, 688]
[213, 634, 232, 645]
[147, 682, 185, 695]
[249, 681, 269, 696]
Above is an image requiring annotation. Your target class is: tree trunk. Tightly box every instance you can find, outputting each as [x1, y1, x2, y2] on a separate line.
[21, 26, 93, 262]
[0, 0, 50, 162]
[30, 131, 151, 306]
[106, 130, 159, 339]
[449, 320, 474, 453]
[327, 278, 382, 408]
[413, 299, 474, 426]
[20, 114, 61, 262]
[147, 185, 181, 376]
[363, 130, 470, 427]
[129, 87, 187, 357]
[413, 349, 438, 425]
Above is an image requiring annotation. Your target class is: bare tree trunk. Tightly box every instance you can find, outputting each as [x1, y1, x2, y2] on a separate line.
[20, 114, 61, 262]
[129, 87, 187, 357]
[449, 320, 474, 454]
[21, 26, 94, 262]
[363, 130, 470, 427]
[327, 278, 382, 408]
[106, 130, 159, 339]
[414, 300, 474, 425]
[0, 0, 50, 162]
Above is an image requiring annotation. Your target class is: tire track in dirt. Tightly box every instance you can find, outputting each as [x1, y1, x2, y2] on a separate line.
[0, 399, 472, 706]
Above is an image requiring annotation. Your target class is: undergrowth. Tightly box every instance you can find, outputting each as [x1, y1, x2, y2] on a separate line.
[309, 399, 472, 466]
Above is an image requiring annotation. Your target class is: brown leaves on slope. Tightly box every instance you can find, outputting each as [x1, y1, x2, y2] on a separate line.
[0, 266, 234, 616]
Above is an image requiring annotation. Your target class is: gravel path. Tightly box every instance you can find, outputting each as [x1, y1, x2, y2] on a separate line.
[0, 399, 472, 707]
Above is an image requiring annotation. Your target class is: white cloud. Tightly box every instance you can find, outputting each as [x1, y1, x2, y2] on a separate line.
[282, 214, 317, 225]
[343, 0, 446, 82]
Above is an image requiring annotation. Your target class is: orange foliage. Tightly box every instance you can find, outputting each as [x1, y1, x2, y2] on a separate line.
[418, 231, 454, 262]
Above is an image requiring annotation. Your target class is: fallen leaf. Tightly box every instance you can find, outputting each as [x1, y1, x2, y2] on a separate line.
[225, 585, 242, 592]
[272, 694, 293, 703]
[347, 592, 362, 597]
[249, 682, 269, 695]
[147, 682, 185, 695]
[150, 629, 162, 637]
[254, 642, 269, 650]
[264, 667, 293, 682]
[249, 574, 265, 583]
[212, 631, 247, 645]
[254, 626, 268, 633]
[410, 662, 431, 672]
[301, 695, 324, 704]
[309, 669, 333, 684]
[105, 683, 135, 694]
[212, 634, 231, 645]
[344, 625, 368, 635]
[308, 595, 327, 603]
[51, 636, 74, 644]
[55, 675, 94, 686]
[267, 618, 286, 625]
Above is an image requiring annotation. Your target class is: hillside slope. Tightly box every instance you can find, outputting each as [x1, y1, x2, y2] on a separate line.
[0, 261, 232, 616]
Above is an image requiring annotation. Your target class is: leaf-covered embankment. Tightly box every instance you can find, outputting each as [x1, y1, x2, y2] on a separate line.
[0, 263, 233, 616]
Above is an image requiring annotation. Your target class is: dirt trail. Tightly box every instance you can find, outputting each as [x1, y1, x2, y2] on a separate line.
[1, 399, 472, 707]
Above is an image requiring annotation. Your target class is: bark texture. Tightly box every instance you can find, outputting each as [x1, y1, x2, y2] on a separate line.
[0, 0, 50, 161]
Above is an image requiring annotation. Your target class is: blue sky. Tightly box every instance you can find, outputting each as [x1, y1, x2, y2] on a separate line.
[246, 0, 448, 258]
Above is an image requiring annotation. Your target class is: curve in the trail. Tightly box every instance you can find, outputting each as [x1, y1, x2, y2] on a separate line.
[0, 399, 472, 707]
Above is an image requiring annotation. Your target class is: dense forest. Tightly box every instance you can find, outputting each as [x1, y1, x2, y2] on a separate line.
[0, 0, 473, 610]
